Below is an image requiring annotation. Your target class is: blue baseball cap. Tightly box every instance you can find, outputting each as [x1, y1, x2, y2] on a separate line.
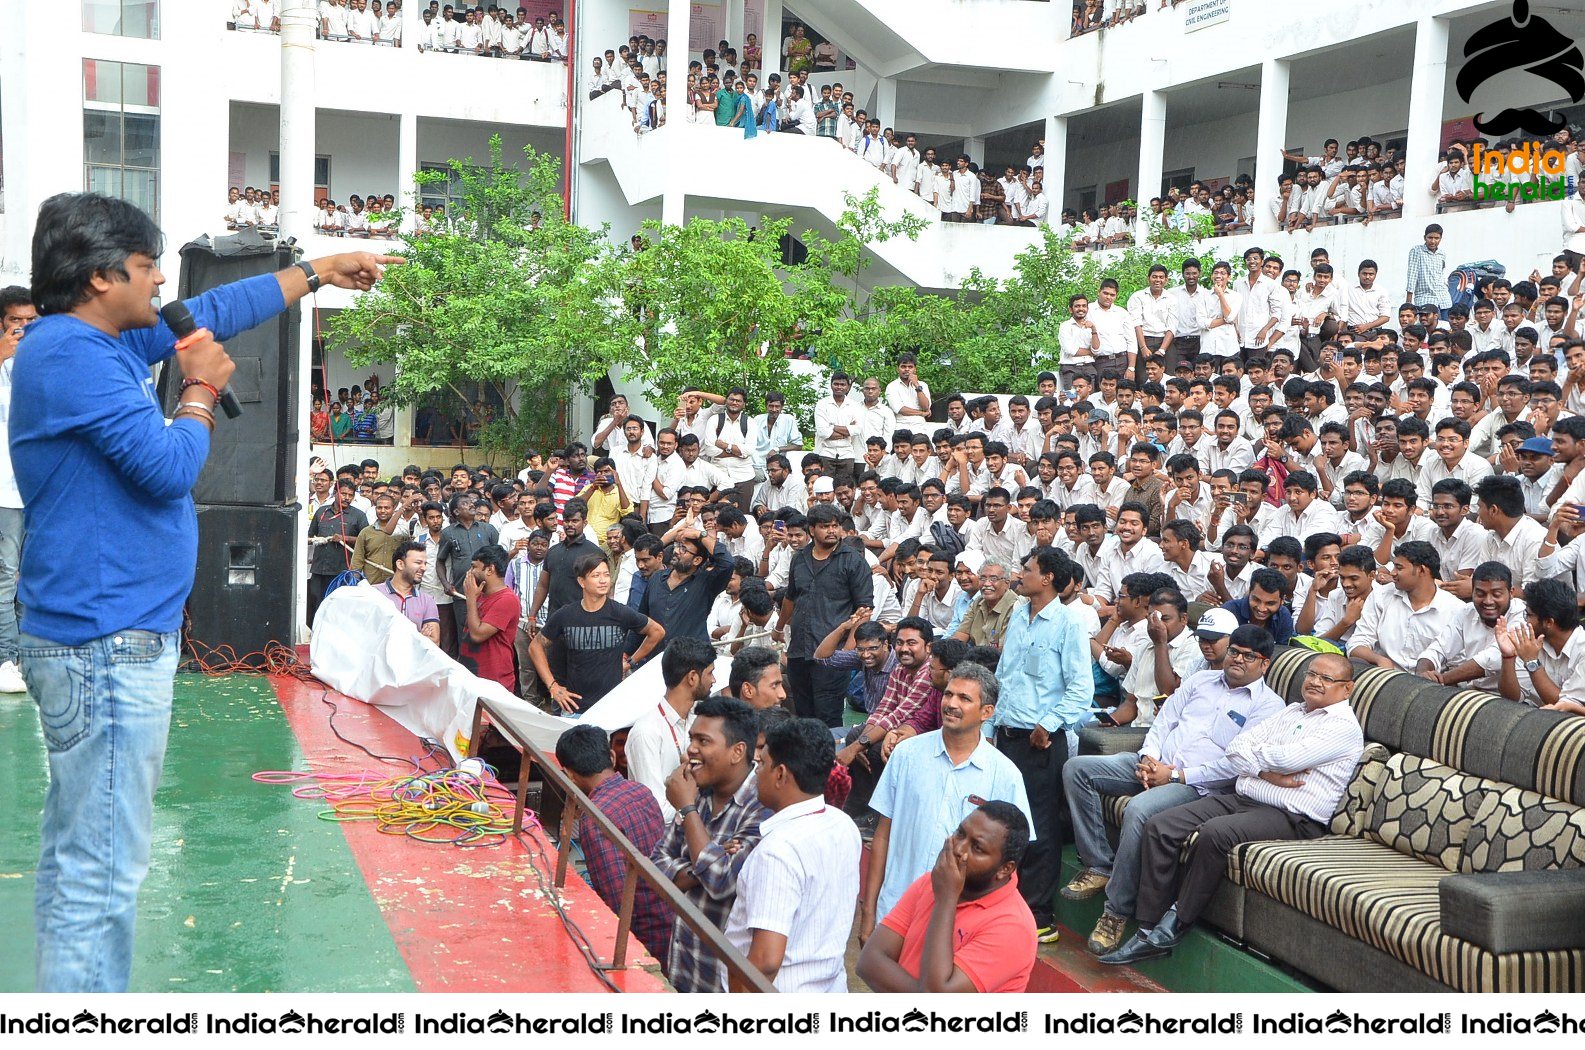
[1518, 437, 1554, 456]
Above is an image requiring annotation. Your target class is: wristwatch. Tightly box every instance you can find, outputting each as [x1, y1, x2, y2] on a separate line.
[1524, 658, 1543, 674]
[676, 803, 700, 819]
[1169, 767, 1182, 784]
[296, 260, 322, 293]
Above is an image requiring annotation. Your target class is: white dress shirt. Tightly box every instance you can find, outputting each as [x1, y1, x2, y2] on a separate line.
[1350, 586, 1465, 670]
[1414, 451, 1494, 514]
[1092, 538, 1165, 602]
[1417, 598, 1525, 692]
[1127, 288, 1176, 340]
[1483, 516, 1548, 586]
[1264, 499, 1343, 543]
[811, 395, 862, 461]
[723, 796, 861, 993]
[1089, 303, 1135, 361]
[1224, 700, 1365, 824]
[1198, 288, 1244, 357]
[1234, 275, 1281, 349]
[625, 701, 694, 821]
[1140, 669, 1287, 791]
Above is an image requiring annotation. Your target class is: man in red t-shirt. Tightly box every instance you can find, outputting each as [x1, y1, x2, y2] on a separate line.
[856, 802, 1037, 993]
[460, 543, 521, 692]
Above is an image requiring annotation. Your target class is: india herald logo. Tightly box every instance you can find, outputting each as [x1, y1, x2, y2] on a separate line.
[1457, 0, 1584, 136]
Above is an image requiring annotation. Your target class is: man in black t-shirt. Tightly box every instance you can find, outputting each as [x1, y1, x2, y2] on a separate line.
[531, 549, 666, 713]
[529, 498, 602, 622]
[436, 491, 499, 644]
[308, 478, 369, 625]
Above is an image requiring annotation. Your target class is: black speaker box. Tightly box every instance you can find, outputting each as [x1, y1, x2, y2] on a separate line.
[157, 230, 301, 507]
[187, 504, 298, 666]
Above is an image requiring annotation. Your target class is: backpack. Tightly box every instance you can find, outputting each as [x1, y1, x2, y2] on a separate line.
[1447, 259, 1506, 312]
[929, 520, 966, 557]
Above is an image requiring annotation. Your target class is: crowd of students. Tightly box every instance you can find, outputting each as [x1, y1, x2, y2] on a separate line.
[308, 206, 1585, 990]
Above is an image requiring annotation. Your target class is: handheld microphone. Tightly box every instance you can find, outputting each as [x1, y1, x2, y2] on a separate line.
[160, 301, 242, 419]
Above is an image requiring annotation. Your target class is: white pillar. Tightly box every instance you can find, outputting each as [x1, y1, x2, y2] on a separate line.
[667, 0, 690, 69]
[1044, 114, 1067, 216]
[726, 0, 744, 54]
[1252, 56, 1289, 235]
[875, 77, 898, 133]
[662, 186, 686, 226]
[964, 136, 985, 166]
[280, 0, 318, 642]
[279, 0, 318, 241]
[1136, 89, 1166, 210]
[1404, 15, 1449, 221]
[761, 0, 782, 77]
[401, 0, 419, 49]
[398, 112, 419, 215]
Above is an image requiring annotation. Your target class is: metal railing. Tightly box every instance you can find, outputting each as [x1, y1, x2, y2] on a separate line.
[469, 697, 777, 992]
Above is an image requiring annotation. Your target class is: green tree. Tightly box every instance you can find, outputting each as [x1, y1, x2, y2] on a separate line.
[328, 137, 630, 464]
[610, 214, 833, 422]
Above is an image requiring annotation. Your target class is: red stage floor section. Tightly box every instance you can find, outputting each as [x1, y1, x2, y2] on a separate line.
[270, 674, 669, 993]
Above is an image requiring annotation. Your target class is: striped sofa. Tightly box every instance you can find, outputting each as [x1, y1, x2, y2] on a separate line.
[1089, 647, 1585, 992]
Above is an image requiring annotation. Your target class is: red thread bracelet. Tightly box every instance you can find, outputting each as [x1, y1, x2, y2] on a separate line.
[180, 377, 222, 401]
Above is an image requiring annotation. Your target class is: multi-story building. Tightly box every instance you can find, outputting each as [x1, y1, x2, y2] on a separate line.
[1, 0, 1579, 470]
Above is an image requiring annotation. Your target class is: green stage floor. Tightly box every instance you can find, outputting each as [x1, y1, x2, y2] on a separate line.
[0, 675, 412, 993]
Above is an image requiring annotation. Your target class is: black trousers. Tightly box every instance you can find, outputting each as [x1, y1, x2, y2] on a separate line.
[1162, 334, 1196, 375]
[840, 726, 887, 814]
[307, 572, 338, 626]
[818, 457, 855, 489]
[1135, 793, 1325, 927]
[996, 726, 1070, 925]
[786, 656, 848, 727]
[437, 601, 459, 657]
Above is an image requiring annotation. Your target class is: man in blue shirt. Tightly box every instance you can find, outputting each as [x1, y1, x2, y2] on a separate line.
[860, 660, 1032, 945]
[12, 191, 400, 992]
[993, 546, 1094, 942]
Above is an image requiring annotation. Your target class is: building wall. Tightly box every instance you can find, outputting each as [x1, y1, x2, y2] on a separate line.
[228, 105, 563, 208]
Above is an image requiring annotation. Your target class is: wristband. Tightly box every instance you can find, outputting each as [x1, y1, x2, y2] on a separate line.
[180, 377, 223, 402]
[297, 260, 322, 293]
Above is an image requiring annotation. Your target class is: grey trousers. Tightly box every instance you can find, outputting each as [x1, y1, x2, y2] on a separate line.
[1062, 751, 1199, 917]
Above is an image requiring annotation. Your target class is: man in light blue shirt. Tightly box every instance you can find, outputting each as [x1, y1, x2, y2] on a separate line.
[860, 661, 1031, 945]
[992, 547, 1093, 940]
[1059, 620, 1285, 955]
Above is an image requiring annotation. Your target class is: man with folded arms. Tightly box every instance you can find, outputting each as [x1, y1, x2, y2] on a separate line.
[1102, 652, 1362, 965]
[1062, 623, 1285, 955]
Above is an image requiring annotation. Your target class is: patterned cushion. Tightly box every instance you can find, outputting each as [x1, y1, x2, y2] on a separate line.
[1330, 742, 1391, 837]
[1233, 835, 1585, 992]
[1460, 785, 1585, 873]
[1366, 752, 1482, 871]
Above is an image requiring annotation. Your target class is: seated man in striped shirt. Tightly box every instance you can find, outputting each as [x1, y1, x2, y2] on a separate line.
[1101, 652, 1363, 965]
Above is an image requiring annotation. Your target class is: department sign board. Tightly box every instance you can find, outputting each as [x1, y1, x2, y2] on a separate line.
[1184, 0, 1230, 32]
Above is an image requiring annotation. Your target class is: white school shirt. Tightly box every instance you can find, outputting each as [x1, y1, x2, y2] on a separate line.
[1170, 285, 1210, 338]
[1235, 275, 1281, 348]
[723, 797, 861, 993]
[1198, 288, 1244, 357]
[1345, 283, 1391, 328]
[1350, 586, 1465, 672]
[1127, 288, 1176, 340]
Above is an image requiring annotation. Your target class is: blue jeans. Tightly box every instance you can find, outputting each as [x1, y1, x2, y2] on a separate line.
[1062, 751, 1200, 919]
[22, 629, 179, 992]
[0, 507, 24, 662]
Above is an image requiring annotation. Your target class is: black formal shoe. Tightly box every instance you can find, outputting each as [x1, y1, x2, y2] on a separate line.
[1150, 906, 1187, 950]
[1097, 931, 1172, 966]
